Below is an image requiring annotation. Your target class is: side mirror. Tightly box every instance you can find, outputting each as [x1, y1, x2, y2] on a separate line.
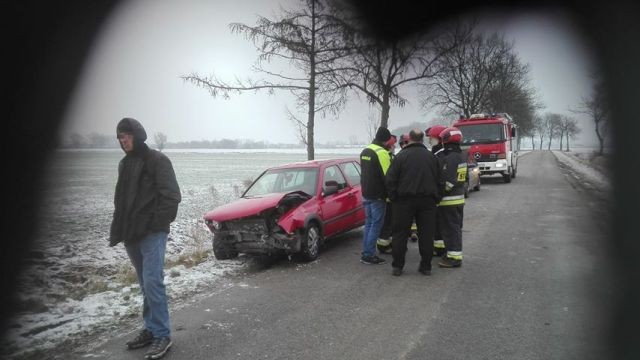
[511, 127, 517, 137]
[323, 180, 339, 197]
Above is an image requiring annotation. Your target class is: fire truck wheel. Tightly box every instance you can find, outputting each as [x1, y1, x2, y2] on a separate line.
[503, 169, 512, 183]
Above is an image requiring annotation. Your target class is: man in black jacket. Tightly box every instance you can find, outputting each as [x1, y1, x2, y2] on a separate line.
[110, 118, 181, 359]
[386, 129, 441, 276]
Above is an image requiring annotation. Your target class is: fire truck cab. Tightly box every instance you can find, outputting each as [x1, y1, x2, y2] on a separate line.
[453, 113, 518, 183]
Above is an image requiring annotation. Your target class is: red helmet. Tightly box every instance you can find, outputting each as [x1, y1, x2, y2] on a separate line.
[426, 125, 447, 139]
[439, 127, 463, 144]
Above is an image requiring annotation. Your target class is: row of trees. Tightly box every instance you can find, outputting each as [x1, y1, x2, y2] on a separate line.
[58, 132, 362, 150]
[528, 113, 581, 151]
[183, 0, 539, 160]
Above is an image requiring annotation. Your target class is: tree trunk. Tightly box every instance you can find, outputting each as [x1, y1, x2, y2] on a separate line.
[305, 0, 317, 161]
[380, 90, 390, 129]
[566, 132, 570, 152]
[530, 136, 534, 150]
[559, 130, 564, 150]
[595, 120, 604, 156]
[538, 135, 543, 150]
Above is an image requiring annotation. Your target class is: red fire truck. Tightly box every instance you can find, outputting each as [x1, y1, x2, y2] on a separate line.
[453, 113, 518, 183]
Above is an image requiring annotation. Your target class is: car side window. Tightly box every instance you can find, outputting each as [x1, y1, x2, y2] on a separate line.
[340, 162, 361, 186]
[323, 165, 347, 190]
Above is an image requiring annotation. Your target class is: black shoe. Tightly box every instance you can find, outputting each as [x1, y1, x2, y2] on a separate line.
[360, 255, 387, 265]
[418, 266, 431, 276]
[392, 267, 403, 276]
[438, 257, 462, 268]
[126, 329, 153, 349]
[145, 337, 172, 359]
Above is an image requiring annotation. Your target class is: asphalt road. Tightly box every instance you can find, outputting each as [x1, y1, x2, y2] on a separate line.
[78, 151, 610, 360]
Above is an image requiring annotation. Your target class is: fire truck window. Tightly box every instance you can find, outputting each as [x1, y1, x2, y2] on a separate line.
[459, 124, 505, 144]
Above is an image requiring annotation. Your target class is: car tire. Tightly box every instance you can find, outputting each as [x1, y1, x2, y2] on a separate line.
[464, 182, 469, 198]
[298, 223, 321, 262]
[503, 168, 512, 183]
[212, 237, 239, 260]
[474, 179, 481, 191]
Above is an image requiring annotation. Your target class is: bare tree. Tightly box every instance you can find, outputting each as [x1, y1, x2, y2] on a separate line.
[154, 132, 168, 152]
[329, 8, 465, 129]
[423, 25, 538, 135]
[531, 114, 544, 150]
[543, 113, 562, 150]
[183, 0, 349, 160]
[572, 76, 609, 156]
[559, 115, 581, 151]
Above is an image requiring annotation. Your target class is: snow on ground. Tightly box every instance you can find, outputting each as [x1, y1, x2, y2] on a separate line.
[552, 150, 610, 193]
[1, 149, 359, 359]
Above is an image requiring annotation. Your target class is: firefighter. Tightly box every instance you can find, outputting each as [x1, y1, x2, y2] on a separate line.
[436, 127, 467, 268]
[377, 135, 397, 254]
[426, 125, 447, 257]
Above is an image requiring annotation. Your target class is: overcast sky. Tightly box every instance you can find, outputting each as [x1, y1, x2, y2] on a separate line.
[62, 0, 598, 146]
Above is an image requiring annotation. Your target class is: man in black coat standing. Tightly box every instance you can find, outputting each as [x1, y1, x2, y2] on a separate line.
[110, 117, 181, 359]
[385, 129, 441, 276]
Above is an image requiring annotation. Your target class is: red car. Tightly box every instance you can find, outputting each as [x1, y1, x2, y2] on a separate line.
[204, 158, 365, 261]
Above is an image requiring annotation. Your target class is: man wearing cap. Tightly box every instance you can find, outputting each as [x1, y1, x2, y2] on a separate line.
[110, 118, 181, 359]
[377, 134, 397, 254]
[359, 127, 392, 265]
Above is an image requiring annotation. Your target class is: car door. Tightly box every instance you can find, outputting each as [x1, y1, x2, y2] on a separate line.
[339, 161, 365, 227]
[318, 165, 355, 237]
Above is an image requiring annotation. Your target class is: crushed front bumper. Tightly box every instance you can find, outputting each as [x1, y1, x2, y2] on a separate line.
[213, 229, 301, 255]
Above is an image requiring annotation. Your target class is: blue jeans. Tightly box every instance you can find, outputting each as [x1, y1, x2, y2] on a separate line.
[125, 232, 171, 339]
[362, 198, 386, 258]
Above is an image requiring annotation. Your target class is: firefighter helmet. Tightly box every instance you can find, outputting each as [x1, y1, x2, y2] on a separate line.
[439, 127, 463, 144]
[426, 125, 447, 140]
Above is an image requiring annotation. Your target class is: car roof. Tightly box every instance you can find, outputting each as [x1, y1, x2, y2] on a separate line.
[268, 157, 359, 171]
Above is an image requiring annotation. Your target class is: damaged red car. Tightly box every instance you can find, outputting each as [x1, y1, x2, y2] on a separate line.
[204, 158, 365, 261]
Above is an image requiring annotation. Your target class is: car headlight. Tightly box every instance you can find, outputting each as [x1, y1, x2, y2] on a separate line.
[472, 168, 480, 173]
[205, 219, 221, 231]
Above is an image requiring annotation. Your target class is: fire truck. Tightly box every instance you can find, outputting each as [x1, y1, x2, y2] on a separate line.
[453, 113, 518, 183]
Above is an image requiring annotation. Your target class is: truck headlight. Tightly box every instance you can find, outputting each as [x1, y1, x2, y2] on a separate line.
[495, 163, 504, 168]
[495, 159, 507, 168]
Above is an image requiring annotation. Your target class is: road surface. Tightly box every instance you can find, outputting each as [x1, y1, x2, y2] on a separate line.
[76, 151, 610, 360]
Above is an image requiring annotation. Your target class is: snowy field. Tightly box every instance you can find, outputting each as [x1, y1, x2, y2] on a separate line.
[1, 149, 360, 358]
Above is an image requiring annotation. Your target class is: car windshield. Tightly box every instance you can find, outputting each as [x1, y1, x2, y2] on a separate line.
[458, 124, 505, 144]
[243, 168, 318, 197]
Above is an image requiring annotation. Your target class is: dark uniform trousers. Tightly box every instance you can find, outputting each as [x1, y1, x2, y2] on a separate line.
[438, 205, 464, 259]
[391, 196, 436, 269]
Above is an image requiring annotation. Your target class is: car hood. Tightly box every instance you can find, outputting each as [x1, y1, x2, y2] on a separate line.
[204, 192, 311, 222]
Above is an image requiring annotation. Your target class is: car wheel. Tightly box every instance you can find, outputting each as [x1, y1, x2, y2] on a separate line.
[298, 223, 321, 262]
[474, 178, 481, 191]
[464, 182, 469, 198]
[212, 237, 239, 260]
[503, 168, 512, 183]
